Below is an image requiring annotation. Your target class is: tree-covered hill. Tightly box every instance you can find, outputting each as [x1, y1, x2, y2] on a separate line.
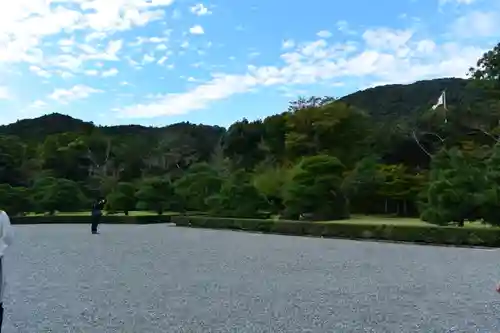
[340, 77, 488, 121]
[0, 113, 95, 140]
[0, 112, 226, 142]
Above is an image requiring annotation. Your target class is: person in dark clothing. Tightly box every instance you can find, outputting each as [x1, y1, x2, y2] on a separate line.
[91, 198, 106, 234]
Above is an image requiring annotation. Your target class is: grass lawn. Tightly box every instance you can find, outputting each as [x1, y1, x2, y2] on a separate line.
[24, 211, 177, 217]
[20, 212, 496, 229]
[324, 215, 494, 228]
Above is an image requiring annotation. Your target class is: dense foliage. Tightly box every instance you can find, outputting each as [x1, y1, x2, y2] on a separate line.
[2, 42, 500, 226]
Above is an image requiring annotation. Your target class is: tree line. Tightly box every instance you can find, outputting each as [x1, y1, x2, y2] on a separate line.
[1, 42, 500, 226]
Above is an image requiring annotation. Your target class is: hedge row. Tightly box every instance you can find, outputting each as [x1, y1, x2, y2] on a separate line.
[171, 216, 500, 247]
[11, 215, 173, 225]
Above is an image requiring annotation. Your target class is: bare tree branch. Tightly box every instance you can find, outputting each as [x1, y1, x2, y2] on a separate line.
[466, 127, 500, 143]
[103, 138, 112, 165]
[412, 131, 432, 157]
[87, 139, 113, 170]
[419, 131, 445, 143]
[87, 148, 99, 167]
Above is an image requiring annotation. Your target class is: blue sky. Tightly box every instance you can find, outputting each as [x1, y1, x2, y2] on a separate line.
[0, 0, 498, 127]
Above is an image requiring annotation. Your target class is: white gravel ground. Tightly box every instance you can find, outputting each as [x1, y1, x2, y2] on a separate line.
[3, 224, 500, 332]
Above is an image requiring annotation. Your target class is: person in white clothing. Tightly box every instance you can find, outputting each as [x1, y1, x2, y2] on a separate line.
[0, 210, 13, 332]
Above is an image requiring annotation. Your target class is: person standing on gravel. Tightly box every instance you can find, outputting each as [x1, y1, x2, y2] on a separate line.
[0, 210, 14, 332]
[91, 198, 106, 235]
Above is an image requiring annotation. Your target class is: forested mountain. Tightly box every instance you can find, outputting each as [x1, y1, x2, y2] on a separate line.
[340, 77, 488, 120]
[1, 42, 500, 226]
[0, 113, 95, 140]
[0, 112, 225, 143]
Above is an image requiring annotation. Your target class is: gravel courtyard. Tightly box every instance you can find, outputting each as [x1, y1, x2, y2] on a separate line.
[4, 224, 500, 332]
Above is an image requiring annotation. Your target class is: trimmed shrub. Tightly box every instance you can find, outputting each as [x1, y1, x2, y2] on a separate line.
[171, 216, 500, 247]
[11, 215, 174, 225]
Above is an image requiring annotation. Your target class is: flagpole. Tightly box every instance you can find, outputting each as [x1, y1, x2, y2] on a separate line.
[443, 90, 447, 123]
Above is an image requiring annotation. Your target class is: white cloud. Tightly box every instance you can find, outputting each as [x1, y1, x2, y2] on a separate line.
[129, 37, 146, 46]
[44, 38, 123, 73]
[451, 11, 499, 37]
[49, 54, 83, 71]
[189, 25, 205, 35]
[157, 56, 168, 65]
[131, 36, 168, 46]
[282, 39, 295, 49]
[58, 39, 75, 47]
[60, 71, 74, 79]
[105, 40, 124, 59]
[29, 65, 51, 78]
[49, 84, 102, 104]
[116, 26, 489, 118]
[316, 30, 332, 38]
[119, 74, 257, 117]
[439, 0, 477, 5]
[0, 87, 9, 99]
[126, 57, 141, 68]
[415, 40, 436, 54]
[190, 4, 212, 16]
[102, 68, 119, 77]
[79, 2, 167, 31]
[85, 69, 99, 76]
[85, 32, 106, 42]
[78, 44, 98, 55]
[30, 100, 47, 108]
[0, 0, 174, 71]
[142, 54, 156, 64]
[149, 37, 166, 43]
[362, 28, 413, 50]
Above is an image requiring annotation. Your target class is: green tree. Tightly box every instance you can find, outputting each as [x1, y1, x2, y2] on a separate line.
[0, 135, 29, 186]
[206, 170, 267, 218]
[106, 182, 137, 215]
[283, 155, 349, 220]
[420, 148, 486, 226]
[33, 177, 88, 214]
[285, 102, 370, 165]
[468, 42, 500, 92]
[39, 133, 89, 181]
[342, 156, 385, 214]
[476, 144, 500, 225]
[377, 164, 416, 216]
[0, 185, 33, 215]
[252, 166, 288, 215]
[287, 96, 336, 112]
[173, 162, 222, 212]
[136, 177, 178, 215]
[222, 119, 266, 170]
[260, 114, 287, 163]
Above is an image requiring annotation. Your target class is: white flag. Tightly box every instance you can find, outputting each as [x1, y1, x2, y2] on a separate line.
[431, 91, 446, 110]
